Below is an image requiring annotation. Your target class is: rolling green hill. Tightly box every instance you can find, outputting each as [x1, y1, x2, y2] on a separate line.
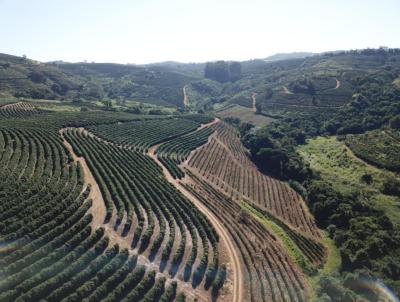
[2, 49, 400, 117]
[0, 53, 202, 108]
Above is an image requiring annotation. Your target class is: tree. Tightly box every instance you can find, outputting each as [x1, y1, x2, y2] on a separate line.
[204, 61, 230, 83]
[389, 116, 400, 129]
[212, 265, 227, 297]
[238, 209, 250, 225]
[256, 147, 288, 176]
[204, 61, 242, 83]
[255, 102, 262, 114]
[382, 177, 400, 196]
[229, 62, 242, 82]
[28, 71, 46, 83]
[360, 173, 373, 185]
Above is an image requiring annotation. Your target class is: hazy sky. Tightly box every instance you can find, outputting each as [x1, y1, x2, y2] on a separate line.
[1, 0, 399, 64]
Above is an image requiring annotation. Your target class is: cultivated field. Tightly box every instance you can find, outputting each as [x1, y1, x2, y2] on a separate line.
[217, 104, 274, 127]
[0, 106, 326, 302]
[186, 122, 322, 238]
[0, 101, 41, 117]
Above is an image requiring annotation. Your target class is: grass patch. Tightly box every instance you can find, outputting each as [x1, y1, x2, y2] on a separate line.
[36, 104, 81, 112]
[309, 232, 341, 301]
[297, 136, 400, 226]
[241, 201, 341, 300]
[217, 104, 274, 127]
[240, 201, 316, 275]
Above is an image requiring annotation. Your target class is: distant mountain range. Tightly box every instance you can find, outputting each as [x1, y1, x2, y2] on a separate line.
[263, 52, 316, 62]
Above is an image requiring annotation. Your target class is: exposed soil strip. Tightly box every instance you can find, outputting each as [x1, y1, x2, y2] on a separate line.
[334, 78, 341, 89]
[251, 92, 257, 112]
[282, 85, 293, 94]
[147, 141, 243, 302]
[183, 85, 189, 107]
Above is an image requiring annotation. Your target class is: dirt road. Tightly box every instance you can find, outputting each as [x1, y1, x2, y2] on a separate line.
[60, 127, 225, 301]
[59, 129, 130, 249]
[147, 119, 243, 302]
[183, 85, 189, 107]
[60, 129, 107, 227]
[282, 85, 293, 94]
[334, 78, 341, 89]
[251, 92, 257, 112]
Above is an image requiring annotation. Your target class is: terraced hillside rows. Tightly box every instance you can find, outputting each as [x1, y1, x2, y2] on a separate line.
[182, 172, 310, 302]
[186, 122, 321, 238]
[62, 128, 225, 293]
[0, 125, 178, 302]
[156, 123, 216, 179]
[146, 118, 328, 301]
[0, 110, 326, 301]
[0, 101, 41, 117]
[88, 116, 211, 151]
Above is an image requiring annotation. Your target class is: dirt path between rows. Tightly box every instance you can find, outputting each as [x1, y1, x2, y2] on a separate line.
[0, 101, 22, 109]
[334, 78, 341, 89]
[147, 118, 243, 302]
[282, 85, 293, 94]
[59, 128, 130, 248]
[60, 119, 236, 301]
[183, 85, 189, 107]
[59, 129, 105, 223]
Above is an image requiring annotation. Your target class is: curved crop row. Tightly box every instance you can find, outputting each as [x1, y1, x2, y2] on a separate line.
[88, 117, 201, 151]
[157, 126, 214, 178]
[64, 128, 221, 285]
[0, 102, 41, 118]
[183, 171, 310, 302]
[0, 122, 186, 301]
[187, 121, 321, 238]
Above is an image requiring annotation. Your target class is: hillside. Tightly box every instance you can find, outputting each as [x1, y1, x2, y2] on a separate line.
[1, 48, 400, 302]
[0, 53, 202, 108]
[2, 49, 400, 119]
[263, 52, 316, 62]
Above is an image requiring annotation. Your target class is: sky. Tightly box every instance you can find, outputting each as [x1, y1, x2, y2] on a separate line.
[0, 0, 399, 64]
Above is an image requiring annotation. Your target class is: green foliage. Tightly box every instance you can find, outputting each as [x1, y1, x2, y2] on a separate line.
[65, 122, 219, 283]
[345, 130, 400, 172]
[88, 117, 201, 151]
[157, 126, 214, 179]
[381, 177, 400, 196]
[211, 264, 227, 297]
[241, 121, 311, 182]
[242, 202, 322, 275]
[0, 111, 220, 301]
[0, 53, 201, 107]
[175, 292, 186, 302]
[288, 76, 315, 94]
[204, 61, 242, 83]
[389, 116, 400, 129]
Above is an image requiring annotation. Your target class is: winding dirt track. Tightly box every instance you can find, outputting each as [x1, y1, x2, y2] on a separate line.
[183, 85, 189, 107]
[334, 78, 341, 89]
[59, 128, 126, 247]
[147, 119, 243, 302]
[60, 119, 242, 301]
[251, 92, 257, 112]
[282, 85, 293, 94]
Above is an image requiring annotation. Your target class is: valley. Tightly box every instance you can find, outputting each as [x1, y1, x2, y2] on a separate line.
[0, 48, 400, 302]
